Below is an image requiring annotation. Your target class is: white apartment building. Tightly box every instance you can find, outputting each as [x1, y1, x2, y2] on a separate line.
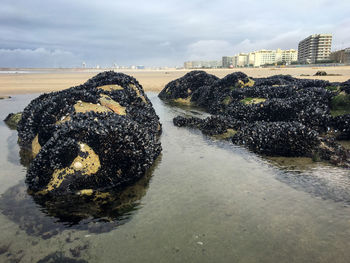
[233, 53, 249, 67]
[281, 49, 298, 64]
[233, 49, 297, 67]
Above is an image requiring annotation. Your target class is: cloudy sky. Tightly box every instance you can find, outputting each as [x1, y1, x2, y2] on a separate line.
[1, 0, 350, 67]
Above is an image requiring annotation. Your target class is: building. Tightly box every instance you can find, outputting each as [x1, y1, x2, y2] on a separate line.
[184, 60, 222, 69]
[233, 53, 249, 67]
[281, 49, 298, 64]
[222, 56, 234, 68]
[330, 48, 350, 64]
[232, 49, 297, 67]
[184, 61, 193, 69]
[248, 50, 277, 67]
[298, 34, 332, 64]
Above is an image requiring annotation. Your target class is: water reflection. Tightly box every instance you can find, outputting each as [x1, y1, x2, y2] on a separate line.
[0, 93, 162, 239]
[0, 155, 161, 239]
[168, 100, 350, 206]
[1, 93, 350, 263]
[265, 156, 350, 205]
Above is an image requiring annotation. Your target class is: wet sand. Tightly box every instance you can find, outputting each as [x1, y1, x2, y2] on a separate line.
[0, 66, 349, 96]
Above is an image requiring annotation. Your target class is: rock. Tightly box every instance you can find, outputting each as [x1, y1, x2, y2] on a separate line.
[314, 71, 328, 76]
[329, 114, 350, 140]
[316, 137, 350, 168]
[37, 252, 88, 263]
[163, 71, 350, 166]
[158, 70, 219, 104]
[231, 121, 320, 157]
[173, 116, 240, 137]
[330, 92, 350, 117]
[4, 112, 22, 130]
[17, 71, 162, 196]
[340, 79, 350, 94]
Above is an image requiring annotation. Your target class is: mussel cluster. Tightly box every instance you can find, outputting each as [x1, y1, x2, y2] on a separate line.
[158, 70, 219, 102]
[18, 71, 162, 196]
[340, 79, 350, 94]
[161, 71, 350, 167]
[230, 121, 320, 157]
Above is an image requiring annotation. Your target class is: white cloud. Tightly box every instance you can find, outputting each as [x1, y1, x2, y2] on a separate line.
[333, 18, 350, 50]
[187, 40, 235, 61]
[0, 0, 350, 66]
[185, 31, 303, 61]
[232, 31, 303, 54]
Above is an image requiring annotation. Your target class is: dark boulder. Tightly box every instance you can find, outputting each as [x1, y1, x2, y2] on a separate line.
[340, 79, 350, 94]
[26, 112, 161, 195]
[173, 115, 241, 137]
[17, 71, 162, 196]
[158, 70, 218, 103]
[231, 121, 320, 157]
[314, 71, 327, 76]
[164, 71, 350, 166]
[329, 114, 350, 140]
[316, 137, 350, 168]
[4, 112, 22, 130]
[195, 72, 255, 113]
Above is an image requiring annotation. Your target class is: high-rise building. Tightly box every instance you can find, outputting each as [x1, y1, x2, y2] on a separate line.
[233, 53, 249, 67]
[298, 34, 332, 64]
[222, 56, 234, 68]
[184, 61, 193, 69]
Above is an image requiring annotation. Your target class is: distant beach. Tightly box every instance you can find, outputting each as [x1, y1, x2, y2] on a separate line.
[0, 66, 350, 96]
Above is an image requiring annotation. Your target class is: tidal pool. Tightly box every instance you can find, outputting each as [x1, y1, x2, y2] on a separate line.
[0, 93, 350, 263]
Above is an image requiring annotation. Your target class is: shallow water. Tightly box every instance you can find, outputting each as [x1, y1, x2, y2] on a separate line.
[0, 93, 350, 263]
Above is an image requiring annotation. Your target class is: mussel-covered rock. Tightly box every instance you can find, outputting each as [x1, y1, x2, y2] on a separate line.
[316, 137, 350, 167]
[314, 71, 327, 76]
[17, 71, 162, 196]
[173, 116, 240, 137]
[163, 71, 350, 166]
[4, 112, 22, 130]
[330, 92, 350, 117]
[158, 70, 219, 104]
[329, 114, 350, 140]
[231, 121, 320, 157]
[340, 79, 350, 94]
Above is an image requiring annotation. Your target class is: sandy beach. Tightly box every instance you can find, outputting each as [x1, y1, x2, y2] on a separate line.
[0, 66, 350, 96]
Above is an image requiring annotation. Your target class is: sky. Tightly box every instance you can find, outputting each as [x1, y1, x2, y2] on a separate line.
[1, 0, 350, 68]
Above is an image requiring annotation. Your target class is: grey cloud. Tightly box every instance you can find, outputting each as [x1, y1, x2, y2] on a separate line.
[0, 48, 80, 68]
[0, 0, 349, 67]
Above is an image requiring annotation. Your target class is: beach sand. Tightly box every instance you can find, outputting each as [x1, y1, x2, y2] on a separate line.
[0, 66, 349, 96]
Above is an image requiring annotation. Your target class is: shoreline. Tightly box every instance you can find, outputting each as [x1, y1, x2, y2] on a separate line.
[0, 66, 350, 96]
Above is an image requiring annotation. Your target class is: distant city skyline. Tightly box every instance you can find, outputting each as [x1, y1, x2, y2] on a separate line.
[1, 0, 350, 68]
